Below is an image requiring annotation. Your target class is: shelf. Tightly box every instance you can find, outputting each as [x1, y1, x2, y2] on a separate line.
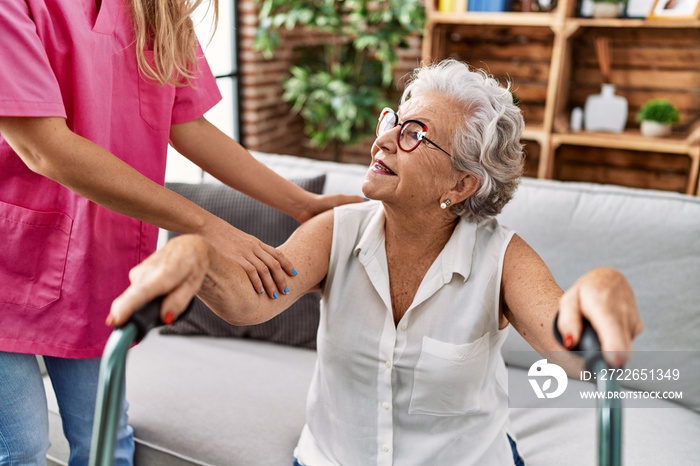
[553, 131, 694, 155]
[427, 14, 700, 30]
[522, 125, 547, 141]
[427, 12, 556, 27]
[423, 0, 700, 194]
[570, 18, 700, 28]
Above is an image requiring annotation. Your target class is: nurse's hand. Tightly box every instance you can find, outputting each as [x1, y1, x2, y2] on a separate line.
[108, 235, 210, 327]
[202, 216, 296, 298]
[295, 193, 365, 223]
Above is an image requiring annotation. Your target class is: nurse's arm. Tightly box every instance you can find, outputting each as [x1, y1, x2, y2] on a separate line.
[169, 117, 363, 223]
[108, 209, 334, 327]
[0, 117, 209, 232]
[0, 116, 295, 296]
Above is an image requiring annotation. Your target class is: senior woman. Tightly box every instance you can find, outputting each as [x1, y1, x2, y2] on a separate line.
[108, 59, 642, 465]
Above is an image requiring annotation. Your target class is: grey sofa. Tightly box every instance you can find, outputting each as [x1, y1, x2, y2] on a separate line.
[46, 152, 700, 465]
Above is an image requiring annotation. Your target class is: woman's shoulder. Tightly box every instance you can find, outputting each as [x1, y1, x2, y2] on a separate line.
[331, 201, 384, 250]
[476, 217, 514, 235]
[473, 217, 516, 251]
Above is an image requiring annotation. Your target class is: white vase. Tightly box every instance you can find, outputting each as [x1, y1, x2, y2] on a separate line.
[584, 84, 628, 133]
[592, 3, 621, 18]
[640, 120, 672, 138]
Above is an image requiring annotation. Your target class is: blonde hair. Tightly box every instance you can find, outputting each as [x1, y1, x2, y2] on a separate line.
[130, 0, 218, 86]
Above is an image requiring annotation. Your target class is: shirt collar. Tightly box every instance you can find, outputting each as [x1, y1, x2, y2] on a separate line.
[354, 203, 386, 263]
[353, 204, 477, 283]
[440, 217, 476, 283]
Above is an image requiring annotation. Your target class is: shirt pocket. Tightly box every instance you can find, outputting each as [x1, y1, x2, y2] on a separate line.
[409, 334, 490, 416]
[138, 51, 176, 131]
[0, 201, 72, 308]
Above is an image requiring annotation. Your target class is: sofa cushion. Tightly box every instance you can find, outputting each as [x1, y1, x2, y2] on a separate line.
[127, 333, 317, 466]
[161, 175, 325, 349]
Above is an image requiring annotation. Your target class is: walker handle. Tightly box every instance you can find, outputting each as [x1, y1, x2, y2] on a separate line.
[121, 296, 195, 344]
[553, 313, 604, 372]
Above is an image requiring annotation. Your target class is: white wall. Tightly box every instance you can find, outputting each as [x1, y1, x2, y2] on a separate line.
[165, 0, 237, 183]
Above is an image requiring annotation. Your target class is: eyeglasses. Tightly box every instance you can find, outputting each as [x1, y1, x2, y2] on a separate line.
[375, 107, 452, 158]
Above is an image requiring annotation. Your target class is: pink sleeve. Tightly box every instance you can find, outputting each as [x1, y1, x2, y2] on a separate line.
[170, 40, 222, 124]
[0, 0, 66, 117]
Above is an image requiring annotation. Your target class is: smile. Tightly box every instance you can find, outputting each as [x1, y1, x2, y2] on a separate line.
[371, 160, 397, 176]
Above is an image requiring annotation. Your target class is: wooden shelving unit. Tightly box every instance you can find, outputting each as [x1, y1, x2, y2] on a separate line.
[423, 0, 700, 195]
[427, 11, 557, 25]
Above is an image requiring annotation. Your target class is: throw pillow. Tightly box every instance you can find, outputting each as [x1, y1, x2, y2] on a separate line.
[160, 175, 325, 349]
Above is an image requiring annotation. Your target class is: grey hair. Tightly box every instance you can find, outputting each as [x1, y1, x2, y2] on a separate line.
[400, 59, 525, 223]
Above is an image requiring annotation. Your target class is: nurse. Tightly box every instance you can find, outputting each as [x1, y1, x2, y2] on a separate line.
[0, 1, 359, 464]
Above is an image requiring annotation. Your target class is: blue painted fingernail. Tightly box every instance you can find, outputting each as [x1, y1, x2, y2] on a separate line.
[284, 286, 290, 294]
[364, 197, 370, 201]
[260, 290, 265, 295]
[273, 292, 279, 299]
[292, 269, 298, 276]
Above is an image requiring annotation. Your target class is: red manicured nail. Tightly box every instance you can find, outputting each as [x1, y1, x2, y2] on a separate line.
[564, 334, 574, 349]
[163, 312, 175, 325]
[616, 355, 625, 368]
[105, 314, 115, 327]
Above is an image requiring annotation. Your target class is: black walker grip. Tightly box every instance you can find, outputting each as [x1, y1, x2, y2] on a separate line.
[553, 312, 605, 372]
[126, 297, 165, 343]
[121, 297, 195, 343]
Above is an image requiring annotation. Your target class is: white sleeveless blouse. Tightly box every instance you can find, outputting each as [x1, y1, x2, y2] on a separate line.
[294, 201, 516, 466]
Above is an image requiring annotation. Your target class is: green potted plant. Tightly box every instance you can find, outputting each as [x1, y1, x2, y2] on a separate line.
[636, 98, 680, 137]
[254, 0, 424, 161]
[590, 0, 624, 18]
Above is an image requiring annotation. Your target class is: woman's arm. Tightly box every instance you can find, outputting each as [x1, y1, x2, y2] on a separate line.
[0, 117, 209, 232]
[108, 209, 335, 327]
[500, 235, 563, 354]
[0, 116, 298, 295]
[170, 117, 364, 223]
[501, 234, 642, 366]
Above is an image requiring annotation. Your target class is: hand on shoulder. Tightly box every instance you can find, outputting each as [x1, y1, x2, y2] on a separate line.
[295, 193, 366, 223]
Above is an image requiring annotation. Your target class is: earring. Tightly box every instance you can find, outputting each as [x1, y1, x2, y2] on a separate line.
[440, 199, 451, 210]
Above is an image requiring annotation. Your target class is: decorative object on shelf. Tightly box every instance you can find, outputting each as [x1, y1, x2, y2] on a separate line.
[521, 0, 535, 11]
[590, 0, 624, 17]
[468, 0, 514, 12]
[584, 37, 628, 133]
[440, 0, 468, 12]
[625, 0, 657, 17]
[533, 0, 558, 11]
[439, 0, 454, 12]
[584, 84, 628, 132]
[579, 0, 595, 16]
[637, 99, 681, 137]
[649, 0, 700, 19]
[570, 107, 584, 132]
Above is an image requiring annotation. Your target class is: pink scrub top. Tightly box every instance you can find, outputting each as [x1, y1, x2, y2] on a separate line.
[0, 0, 221, 358]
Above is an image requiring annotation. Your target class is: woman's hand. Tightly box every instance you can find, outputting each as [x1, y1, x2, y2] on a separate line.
[200, 216, 296, 298]
[108, 235, 210, 327]
[201, 194, 363, 296]
[294, 193, 366, 223]
[557, 267, 643, 367]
